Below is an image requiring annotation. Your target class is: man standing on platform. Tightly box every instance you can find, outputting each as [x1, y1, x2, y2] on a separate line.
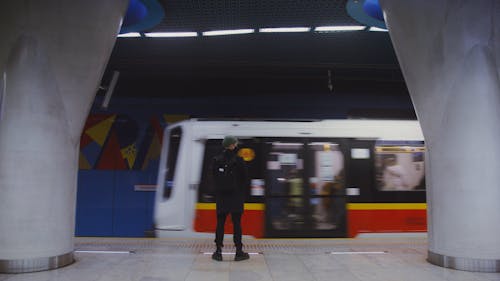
[211, 135, 250, 261]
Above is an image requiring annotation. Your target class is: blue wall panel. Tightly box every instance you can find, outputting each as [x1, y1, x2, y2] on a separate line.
[112, 171, 155, 237]
[76, 170, 156, 237]
[75, 171, 115, 236]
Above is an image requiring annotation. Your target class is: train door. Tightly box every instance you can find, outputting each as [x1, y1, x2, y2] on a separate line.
[264, 138, 347, 238]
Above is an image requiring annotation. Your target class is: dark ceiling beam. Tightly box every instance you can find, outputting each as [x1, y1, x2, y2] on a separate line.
[109, 32, 398, 68]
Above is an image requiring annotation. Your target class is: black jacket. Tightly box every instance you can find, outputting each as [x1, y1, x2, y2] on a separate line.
[212, 149, 249, 213]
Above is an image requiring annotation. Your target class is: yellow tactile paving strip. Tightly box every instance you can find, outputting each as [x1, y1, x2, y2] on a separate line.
[75, 236, 427, 255]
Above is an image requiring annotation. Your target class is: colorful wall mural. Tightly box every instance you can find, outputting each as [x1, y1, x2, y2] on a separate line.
[79, 114, 188, 171]
[75, 113, 188, 237]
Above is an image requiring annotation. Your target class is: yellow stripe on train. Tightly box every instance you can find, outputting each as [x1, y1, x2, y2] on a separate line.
[196, 203, 265, 211]
[196, 203, 426, 211]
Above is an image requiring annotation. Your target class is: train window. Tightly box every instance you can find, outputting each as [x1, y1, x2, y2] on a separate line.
[307, 142, 346, 231]
[163, 127, 182, 199]
[266, 142, 304, 197]
[265, 138, 347, 237]
[374, 140, 425, 191]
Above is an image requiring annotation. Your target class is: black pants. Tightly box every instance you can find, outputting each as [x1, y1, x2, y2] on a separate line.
[214, 211, 243, 250]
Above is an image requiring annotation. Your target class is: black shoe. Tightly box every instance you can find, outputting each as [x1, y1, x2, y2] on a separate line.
[212, 251, 223, 261]
[234, 251, 250, 261]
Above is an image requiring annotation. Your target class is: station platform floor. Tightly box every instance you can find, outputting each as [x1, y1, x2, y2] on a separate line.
[1, 235, 500, 281]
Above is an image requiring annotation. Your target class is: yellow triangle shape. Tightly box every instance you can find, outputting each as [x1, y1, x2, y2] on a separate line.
[79, 151, 91, 169]
[85, 115, 116, 146]
[121, 143, 137, 169]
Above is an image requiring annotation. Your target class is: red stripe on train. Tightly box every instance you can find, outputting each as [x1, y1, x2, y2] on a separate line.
[194, 209, 427, 238]
[194, 209, 265, 238]
[347, 209, 427, 237]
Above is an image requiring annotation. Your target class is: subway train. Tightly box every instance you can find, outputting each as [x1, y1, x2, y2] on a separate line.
[154, 119, 426, 238]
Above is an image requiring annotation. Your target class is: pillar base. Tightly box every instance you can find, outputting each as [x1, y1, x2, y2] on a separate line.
[428, 250, 500, 272]
[0, 252, 74, 273]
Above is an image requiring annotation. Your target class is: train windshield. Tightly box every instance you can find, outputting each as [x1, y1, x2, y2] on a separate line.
[163, 127, 182, 199]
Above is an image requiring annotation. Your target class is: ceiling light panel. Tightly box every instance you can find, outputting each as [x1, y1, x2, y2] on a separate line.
[314, 25, 365, 32]
[144, 32, 198, 37]
[369, 26, 388, 32]
[117, 32, 141, 37]
[259, 27, 311, 33]
[202, 29, 255, 36]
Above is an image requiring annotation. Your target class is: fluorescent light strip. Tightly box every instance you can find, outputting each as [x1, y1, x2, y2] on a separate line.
[144, 32, 198, 38]
[75, 250, 132, 254]
[259, 27, 311, 33]
[202, 29, 254, 36]
[330, 251, 386, 255]
[117, 32, 141, 37]
[314, 26, 366, 32]
[369, 26, 388, 32]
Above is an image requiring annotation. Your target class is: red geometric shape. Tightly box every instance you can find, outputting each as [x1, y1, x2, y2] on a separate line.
[80, 133, 93, 148]
[96, 131, 126, 170]
[150, 116, 164, 144]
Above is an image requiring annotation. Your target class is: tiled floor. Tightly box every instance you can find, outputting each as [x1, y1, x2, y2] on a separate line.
[1, 236, 500, 281]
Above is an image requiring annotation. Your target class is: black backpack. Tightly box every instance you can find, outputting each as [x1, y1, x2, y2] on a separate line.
[212, 154, 238, 194]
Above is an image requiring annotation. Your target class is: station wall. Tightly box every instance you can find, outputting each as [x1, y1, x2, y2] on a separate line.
[75, 93, 415, 237]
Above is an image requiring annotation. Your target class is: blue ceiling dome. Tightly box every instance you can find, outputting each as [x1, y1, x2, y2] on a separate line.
[123, 0, 148, 27]
[120, 0, 165, 34]
[346, 0, 386, 29]
[363, 0, 384, 22]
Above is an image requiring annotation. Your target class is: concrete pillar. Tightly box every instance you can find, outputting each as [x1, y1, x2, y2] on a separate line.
[380, 0, 500, 272]
[0, 1, 128, 273]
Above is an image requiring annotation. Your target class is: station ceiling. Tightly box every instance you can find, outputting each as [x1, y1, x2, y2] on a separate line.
[103, 0, 408, 99]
